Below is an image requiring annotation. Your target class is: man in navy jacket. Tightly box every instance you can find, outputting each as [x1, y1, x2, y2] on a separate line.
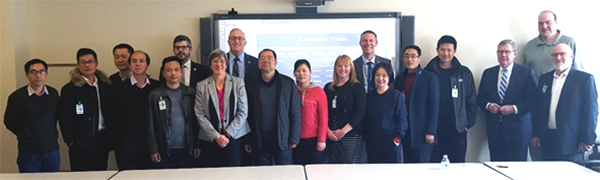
[531, 44, 598, 164]
[395, 45, 440, 163]
[478, 40, 537, 161]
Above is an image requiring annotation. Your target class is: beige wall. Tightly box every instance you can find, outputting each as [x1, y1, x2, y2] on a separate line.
[1, 0, 597, 173]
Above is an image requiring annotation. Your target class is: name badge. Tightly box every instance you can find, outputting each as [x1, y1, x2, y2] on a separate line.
[158, 99, 167, 111]
[332, 95, 337, 109]
[452, 85, 459, 98]
[76, 103, 84, 115]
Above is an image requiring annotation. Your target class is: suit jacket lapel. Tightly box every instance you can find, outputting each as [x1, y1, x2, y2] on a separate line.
[223, 75, 233, 121]
[504, 65, 519, 99]
[207, 77, 221, 120]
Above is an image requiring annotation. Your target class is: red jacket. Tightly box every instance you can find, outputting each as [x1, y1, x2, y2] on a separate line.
[297, 84, 328, 142]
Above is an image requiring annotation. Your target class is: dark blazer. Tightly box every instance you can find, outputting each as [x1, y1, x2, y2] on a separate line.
[394, 67, 440, 147]
[324, 81, 367, 137]
[477, 63, 537, 142]
[245, 71, 302, 150]
[160, 60, 211, 89]
[226, 52, 260, 82]
[353, 55, 392, 92]
[533, 69, 598, 155]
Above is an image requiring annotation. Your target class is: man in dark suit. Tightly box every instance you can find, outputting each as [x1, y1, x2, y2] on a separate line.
[532, 43, 598, 164]
[394, 45, 440, 163]
[353, 30, 392, 93]
[477, 39, 537, 161]
[160, 35, 211, 89]
[225, 28, 260, 82]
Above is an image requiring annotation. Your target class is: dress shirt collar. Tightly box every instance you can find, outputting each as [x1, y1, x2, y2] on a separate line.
[27, 85, 49, 96]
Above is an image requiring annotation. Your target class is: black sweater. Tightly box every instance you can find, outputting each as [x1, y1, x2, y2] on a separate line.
[111, 77, 161, 142]
[4, 86, 60, 152]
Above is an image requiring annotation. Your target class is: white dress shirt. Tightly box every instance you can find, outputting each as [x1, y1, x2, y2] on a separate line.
[182, 59, 191, 86]
[548, 68, 570, 129]
[83, 75, 105, 130]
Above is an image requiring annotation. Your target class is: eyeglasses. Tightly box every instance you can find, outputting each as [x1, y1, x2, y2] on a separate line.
[496, 51, 514, 55]
[173, 46, 191, 50]
[28, 70, 47, 75]
[551, 52, 567, 58]
[78, 60, 97, 65]
[229, 36, 245, 41]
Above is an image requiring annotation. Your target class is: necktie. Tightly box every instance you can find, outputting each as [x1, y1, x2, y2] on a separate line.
[181, 65, 187, 86]
[367, 62, 374, 90]
[498, 68, 508, 103]
[233, 56, 240, 77]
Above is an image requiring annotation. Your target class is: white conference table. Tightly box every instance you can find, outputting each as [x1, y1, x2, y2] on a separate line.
[0, 170, 118, 180]
[305, 163, 509, 180]
[485, 161, 600, 179]
[110, 165, 306, 180]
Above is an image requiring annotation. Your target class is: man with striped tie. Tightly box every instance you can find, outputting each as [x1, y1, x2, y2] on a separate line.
[477, 39, 538, 161]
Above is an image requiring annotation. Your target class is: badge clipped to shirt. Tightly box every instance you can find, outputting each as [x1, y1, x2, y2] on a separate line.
[158, 98, 166, 111]
[452, 85, 459, 99]
[76, 102, 84, 115]
[332, 95, 337, 109]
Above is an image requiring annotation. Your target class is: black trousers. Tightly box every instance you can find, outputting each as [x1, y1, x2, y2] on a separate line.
[541, 129, 585, 164]
[293, 137, 325, 165]
[488, 123, 529, 161]
[431, 127, 467, 162]
[402, 135, 432, 163]
[366, 138, 401, 163]
[115, 137, 151, 170]
[253, 136, 293, 165]
[154, 148, 193, 169]
[69, 130, 110, 171]
[201, 136, 243, 167]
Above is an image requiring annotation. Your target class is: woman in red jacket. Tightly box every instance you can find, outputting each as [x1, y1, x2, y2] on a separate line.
[292, 59, 329, 164]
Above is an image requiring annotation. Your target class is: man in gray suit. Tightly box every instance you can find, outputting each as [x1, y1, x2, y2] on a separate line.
[353, 30, 392, 93]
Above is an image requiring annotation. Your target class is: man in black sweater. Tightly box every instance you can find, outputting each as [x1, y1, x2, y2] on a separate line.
[111, 50, 161, 170]
[4, 59, 60, 173]
[58, 48, 112, 171]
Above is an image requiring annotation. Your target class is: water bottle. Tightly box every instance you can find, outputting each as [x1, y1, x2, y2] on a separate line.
[440, 154, 450, 170]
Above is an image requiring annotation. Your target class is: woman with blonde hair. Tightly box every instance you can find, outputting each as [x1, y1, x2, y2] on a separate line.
[323, 55, 367, 163]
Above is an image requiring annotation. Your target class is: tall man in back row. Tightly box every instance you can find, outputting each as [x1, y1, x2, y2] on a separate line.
[160, 35, 211, 89]
[524, 10, 582, 79]
[353, 30, 392, 93]
[531, 44, 597, 164]
[226, 28, 260, 82]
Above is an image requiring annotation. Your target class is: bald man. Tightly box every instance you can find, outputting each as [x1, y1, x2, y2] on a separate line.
[531, 44, 597, 164]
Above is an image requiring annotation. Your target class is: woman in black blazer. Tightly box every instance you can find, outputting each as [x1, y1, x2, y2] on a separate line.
[324, 55, 367, 163]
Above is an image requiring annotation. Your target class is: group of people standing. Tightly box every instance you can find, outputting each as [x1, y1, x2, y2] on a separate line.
[4, 10, 597, 174]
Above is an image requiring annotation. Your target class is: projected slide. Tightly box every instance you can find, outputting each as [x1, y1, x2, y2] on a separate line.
[216, 18, 397, 87]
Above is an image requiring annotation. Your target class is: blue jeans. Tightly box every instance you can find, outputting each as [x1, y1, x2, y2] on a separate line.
[17, 149, 60, 173]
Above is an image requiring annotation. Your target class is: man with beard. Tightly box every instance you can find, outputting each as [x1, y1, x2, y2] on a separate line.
[160, 35, 211, 89]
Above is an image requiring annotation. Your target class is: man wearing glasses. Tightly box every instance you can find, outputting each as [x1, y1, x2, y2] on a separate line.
[58, 48, 112, 171]
[532, 44, 597, 164]
[160, 35, 211, 89]
[226, 28, 260, 82]
[478, 40, 537, 161]
[5, 59, 61, 173]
